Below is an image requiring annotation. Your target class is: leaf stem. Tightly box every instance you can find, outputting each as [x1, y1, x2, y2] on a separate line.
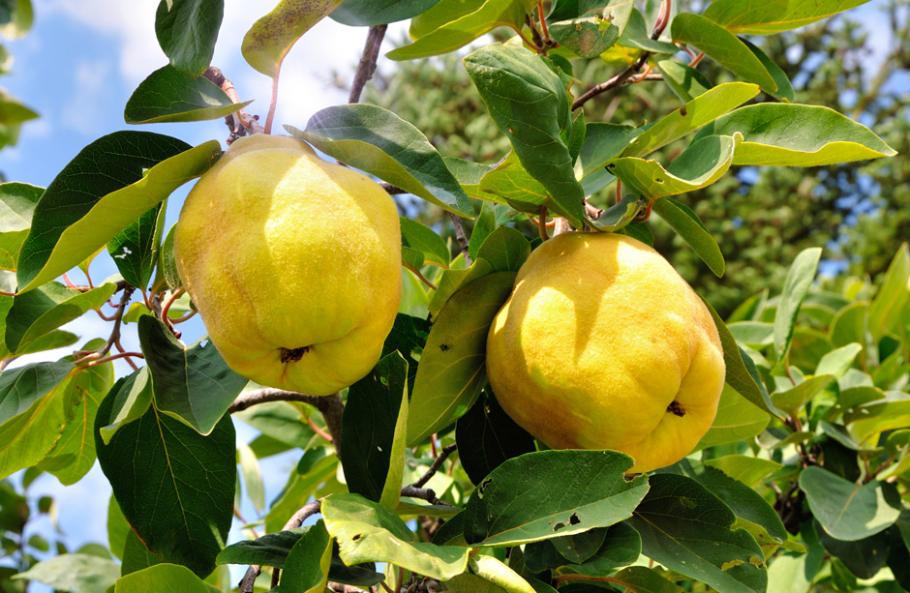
[264, 69, 281, 134]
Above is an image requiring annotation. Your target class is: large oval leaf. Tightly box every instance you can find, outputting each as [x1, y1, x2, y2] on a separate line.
[288, 104, 472, 216]
[95, 393, 236, 577]
[464, 450, 649, 547]
[652, 197, 725, 277]
[125, 66, 252, 124]
[407, 271, 516, 445]
[17, 134, 220, 293]
[704, 0, 871, 35]
[699, 103, 896, 166]
[155, 0, 224, 75]
[0, 182, 43, 270]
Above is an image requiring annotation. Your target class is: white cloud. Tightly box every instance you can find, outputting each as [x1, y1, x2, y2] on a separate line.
[59, 59, 111, 134]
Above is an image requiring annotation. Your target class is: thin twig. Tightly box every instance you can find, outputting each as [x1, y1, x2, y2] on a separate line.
[83, 352, 145, 367]
[78, 287, 134, 364]
[205, 67, 264, 144]
[411, 444, 457, 489]
[229, 389, 345, 451]
[400, 485, 449, 506]
[537, 206, 549, 241]
[446, 212, 471, 265]
[403, 263, 438, 290]
[537, 0, 551, 44]
[349, 25, 388, 104]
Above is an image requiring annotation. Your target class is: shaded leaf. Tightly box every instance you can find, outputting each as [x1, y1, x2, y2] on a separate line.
[629, 473, 767, 593]
[281, 520, 333, 593]
[464, 450, 649, 547]
[332, 0, 441, 25]
[125, 66, 251, 124]
[408, 272, 516, 445]
[138, 316, 248, 435]
[0, 182, 43, 270]
[652, 198, 724, 277]
[697, 385, 770, 449]
[108, 203, 165, 288]
[773, 247, 821, 357]
[456, 390, 535, 485]
[155, 0, 223, 75]
[95, 392, 236, 577]
[799, 467, 900, 541]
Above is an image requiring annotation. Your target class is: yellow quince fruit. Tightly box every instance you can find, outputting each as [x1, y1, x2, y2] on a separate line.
[486, 232, 725, 473]
[174, 135, 401, 395]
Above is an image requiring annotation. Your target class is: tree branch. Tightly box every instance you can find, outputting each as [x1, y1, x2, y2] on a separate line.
[447, 212, 472, 264]
[204, 66, 264, 143]
[229, 389, 344, 450]
[411, 444, 457, 489]
[349, 25, 388, 104]
[571, 0, 672, 110]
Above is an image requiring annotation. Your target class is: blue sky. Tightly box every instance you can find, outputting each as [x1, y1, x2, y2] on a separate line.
[0, 0, 902, 587]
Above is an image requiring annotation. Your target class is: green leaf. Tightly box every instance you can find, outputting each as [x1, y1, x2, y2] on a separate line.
[401, 218, 449, 267]
[697, 385, 770, 449]
[332, 0, 440, 25]
[815, 343, 862, 378]
[691, 466, 788, 543]
[656, 59, 712, 102]
[618, 8, 677, 53]
[577, 123, 638, 189]
[742, 39, 794, 101]
[95, 392, 236, 577]
[456, 390, 535, 485]
[0, 182, 43, 270]
[108, 203, 165, 288]
[622, 82, 760, 157]
[470, 555, 535, 593]
[0, 0, 32, 38]
[464, 44, 585, 226]
[387, 0, 531, 60]
[155, 0, 223, 75]
[799, 467, 901, 541]
[341, 352, 409, 507]
[125, 66, 251, 124]
[603, 566, 681, 593]
[773, 247, 821, 357]
[704, 299, 783, 418]
[38, 361, 114, 485]
[237, 440, 265, 512]
[17, 134, 220, 293]
[13, 553, 120, 593]
[868, 243, 909, 340]
[408, 271, 516, 445]
[479, 151, 550, 211]
[427, 258, 494, 318]
[5, 281, 116, 354]
[771, 375, 833, 414]
[670, 14, 777, 93]
[113, 564, 218, 593]
[0, 360, 75, 480]
[612, 134, 736, 199]
[652, 198, 724, 277]
[289, 104, 472, 216]
[108, 496, 130, 560]
[475, 226, 530, 272]
[241, 0, 342, 78]
[138, 316, 247, 435]
[703, 455, 781, 488]
[703, 0, 872, 35]
[265, 452, 339, 533]
[322, 492, 471, 580]
[464, 450, 649, 547]
[550, 16, 620, 58]
[218, 530, 306, 568]
[548, 523, 642, 576]
[629, 473, 767, 593]
[281, 520, 333, 593]
[97, 368, 154, 444]
[699, 104, 896, 166]
[157, 225, 183, 290]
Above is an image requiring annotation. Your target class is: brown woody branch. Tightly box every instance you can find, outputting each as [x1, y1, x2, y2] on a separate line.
[229, 389, 344, 450]
[204, 66, 264, 143]
[571, 0, 672, 110]
[349, 25, 388, 104]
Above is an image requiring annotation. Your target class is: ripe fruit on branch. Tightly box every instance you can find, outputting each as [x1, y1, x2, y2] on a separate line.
[486, 232, 725, 473]
[175, 135, 401, 395]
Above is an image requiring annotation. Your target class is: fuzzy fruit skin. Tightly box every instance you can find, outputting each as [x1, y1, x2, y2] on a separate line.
[486, 232, 724, 473]
[174, 135, 401, 395]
